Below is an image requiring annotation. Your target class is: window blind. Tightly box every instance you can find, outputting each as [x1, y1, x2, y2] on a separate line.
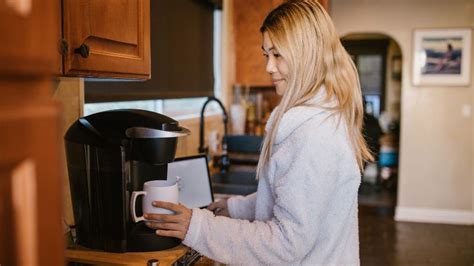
[85, 0, 215, 102]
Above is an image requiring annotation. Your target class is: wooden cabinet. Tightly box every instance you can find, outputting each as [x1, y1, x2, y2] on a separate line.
[1, 1, 152, 264]
[62, 0, 151, 79]
[0, 0, 60, 76]
[0, 83, 64, 266]
[233, 0, 280, 86]
[233, 0, 329, 86]
[0, 1, 63, 266]
[319, 0, 329, 11]
[0, 0, 150, 79]
[0, 160, 38, 266]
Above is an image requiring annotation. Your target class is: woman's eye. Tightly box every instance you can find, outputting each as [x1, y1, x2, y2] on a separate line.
[273, 53, 281, 58]
[263, 53, 269, 58]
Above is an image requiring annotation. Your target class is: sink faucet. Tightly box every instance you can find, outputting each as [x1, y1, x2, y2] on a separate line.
[199, 96, 230, 173]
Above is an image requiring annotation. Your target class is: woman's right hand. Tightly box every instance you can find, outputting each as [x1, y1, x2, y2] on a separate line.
[207, 198, 230, 217]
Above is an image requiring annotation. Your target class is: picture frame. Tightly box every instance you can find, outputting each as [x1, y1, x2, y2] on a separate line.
[412, 28, 471, 86]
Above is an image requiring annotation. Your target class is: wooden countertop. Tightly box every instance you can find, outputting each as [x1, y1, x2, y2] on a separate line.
[65, 245, 189, 266]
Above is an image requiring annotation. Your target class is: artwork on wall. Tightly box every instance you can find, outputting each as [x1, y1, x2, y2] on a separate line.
[412, 28, 471, 86]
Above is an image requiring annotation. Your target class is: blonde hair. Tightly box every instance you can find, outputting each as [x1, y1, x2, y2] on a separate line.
[256, 0, 373, 179]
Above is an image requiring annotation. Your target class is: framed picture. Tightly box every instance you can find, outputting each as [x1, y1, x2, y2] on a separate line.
[412, 28, 471, 86]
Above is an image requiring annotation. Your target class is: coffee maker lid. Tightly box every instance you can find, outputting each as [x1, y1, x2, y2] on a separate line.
[125, 126, 190, 139]
[65, 109, 190, 147]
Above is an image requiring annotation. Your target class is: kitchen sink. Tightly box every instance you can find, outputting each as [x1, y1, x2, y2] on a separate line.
[210, 135, 262, 195]
[211, 170, 257, 195]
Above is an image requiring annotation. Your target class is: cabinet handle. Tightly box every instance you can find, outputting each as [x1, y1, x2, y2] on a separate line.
[74, 43, 90, 58]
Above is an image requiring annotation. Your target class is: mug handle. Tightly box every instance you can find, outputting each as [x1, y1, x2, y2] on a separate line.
[131, 191, 147, 222]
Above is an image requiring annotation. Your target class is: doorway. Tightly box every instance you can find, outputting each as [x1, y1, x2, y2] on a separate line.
[342, 33, 402, 215]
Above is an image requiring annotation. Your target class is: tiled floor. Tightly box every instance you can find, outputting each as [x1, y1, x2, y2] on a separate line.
[359, 206, 474, 265]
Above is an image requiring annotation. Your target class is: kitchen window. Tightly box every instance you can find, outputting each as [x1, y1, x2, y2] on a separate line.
[84, 97, 221, 119]
[85, 5, 222, 119]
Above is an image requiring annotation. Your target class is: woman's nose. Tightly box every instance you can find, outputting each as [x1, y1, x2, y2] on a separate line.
[266, 56, 277, 74]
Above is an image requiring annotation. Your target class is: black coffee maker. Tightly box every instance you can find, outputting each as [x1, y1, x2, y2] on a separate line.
[64, 109, 190, 252]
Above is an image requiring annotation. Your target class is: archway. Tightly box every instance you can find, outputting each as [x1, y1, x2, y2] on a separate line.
[341, 33, 403, 215]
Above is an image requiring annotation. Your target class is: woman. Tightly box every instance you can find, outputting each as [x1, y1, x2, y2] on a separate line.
[145, 0, 372, 264]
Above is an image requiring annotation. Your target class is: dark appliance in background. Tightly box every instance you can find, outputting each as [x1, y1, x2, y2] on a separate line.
[64, 109, 190, 252]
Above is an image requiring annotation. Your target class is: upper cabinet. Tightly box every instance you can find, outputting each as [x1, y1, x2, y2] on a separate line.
[233, 0, 278, 86]
[233, 0, 329, 86]
[0, 0, 60, 77]
[319, 0, 329, 11]
[62, 0, 151, 79]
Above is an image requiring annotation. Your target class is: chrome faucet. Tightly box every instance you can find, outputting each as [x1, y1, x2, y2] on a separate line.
[199, 96, 230, 173]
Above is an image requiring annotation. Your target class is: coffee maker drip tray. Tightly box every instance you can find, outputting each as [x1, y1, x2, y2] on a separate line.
[127, 223, 181, 252]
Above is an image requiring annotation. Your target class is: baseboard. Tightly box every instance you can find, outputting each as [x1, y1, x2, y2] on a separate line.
[395, 206, 474, 225]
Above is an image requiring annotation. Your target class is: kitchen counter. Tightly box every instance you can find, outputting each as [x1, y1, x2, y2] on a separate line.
[65, 244, 215, 265]
[65, 245, 189, 265]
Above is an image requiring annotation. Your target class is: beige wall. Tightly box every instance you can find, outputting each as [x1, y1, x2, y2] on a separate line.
[332, 0, 473, 222]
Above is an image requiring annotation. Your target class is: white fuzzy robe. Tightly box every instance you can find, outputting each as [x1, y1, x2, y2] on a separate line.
[183, 90, 361, 265]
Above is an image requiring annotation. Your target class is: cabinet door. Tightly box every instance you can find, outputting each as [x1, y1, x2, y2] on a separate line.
[0, 81, 64, 266]
[0, 0, 59, 76]
[1, 0, 63, 265]
[63, 0, 151, 79]
[0, 160, 38, 266]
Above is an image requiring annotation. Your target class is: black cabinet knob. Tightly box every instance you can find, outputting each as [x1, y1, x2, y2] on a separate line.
[74, 43, 90, 58]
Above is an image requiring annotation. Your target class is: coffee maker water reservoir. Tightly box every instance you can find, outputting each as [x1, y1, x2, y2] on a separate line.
[65, 109, 190, 252]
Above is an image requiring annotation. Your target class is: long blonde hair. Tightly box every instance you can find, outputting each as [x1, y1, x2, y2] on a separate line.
[256, 0, 373, 179]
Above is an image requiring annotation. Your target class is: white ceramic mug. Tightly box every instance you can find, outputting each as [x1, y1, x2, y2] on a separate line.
[130, 177, 179, 223]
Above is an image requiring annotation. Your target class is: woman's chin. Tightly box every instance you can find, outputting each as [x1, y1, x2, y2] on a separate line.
[275, 86, 286, 96]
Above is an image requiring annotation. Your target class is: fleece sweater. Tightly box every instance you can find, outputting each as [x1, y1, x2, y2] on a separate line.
[183, 90, 361, 265]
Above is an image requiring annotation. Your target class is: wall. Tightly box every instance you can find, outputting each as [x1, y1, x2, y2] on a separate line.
[175, 114, 225, 158]
[332, 0, 474, 224]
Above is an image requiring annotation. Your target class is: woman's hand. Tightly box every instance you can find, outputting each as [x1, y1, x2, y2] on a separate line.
[144, 201, 192, 240]
[207, 198, 230, 217]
